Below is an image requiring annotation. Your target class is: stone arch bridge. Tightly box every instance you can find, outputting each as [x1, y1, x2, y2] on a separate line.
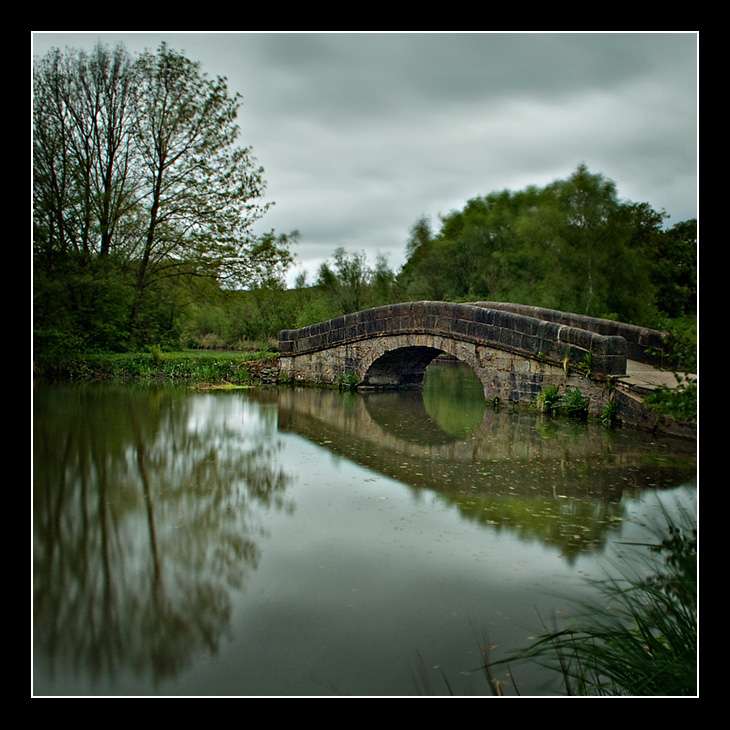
[278, 301, 671, 415]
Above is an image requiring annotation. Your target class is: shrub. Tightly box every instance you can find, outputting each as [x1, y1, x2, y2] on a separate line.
[645, 375, 697, 422]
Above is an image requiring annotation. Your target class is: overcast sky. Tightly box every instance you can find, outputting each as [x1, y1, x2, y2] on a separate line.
[31, 31, 698, 286]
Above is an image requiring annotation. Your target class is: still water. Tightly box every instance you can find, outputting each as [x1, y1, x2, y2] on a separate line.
[33, 362, 697, 696]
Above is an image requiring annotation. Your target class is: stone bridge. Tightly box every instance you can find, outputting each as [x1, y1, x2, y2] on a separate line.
[278, 301, 671, 413]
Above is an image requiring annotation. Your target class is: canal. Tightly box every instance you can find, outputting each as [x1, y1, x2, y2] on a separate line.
[32, 361, 697, 696]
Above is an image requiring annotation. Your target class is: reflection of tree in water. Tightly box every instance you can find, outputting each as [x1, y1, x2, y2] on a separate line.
[33, 385, 293, 686]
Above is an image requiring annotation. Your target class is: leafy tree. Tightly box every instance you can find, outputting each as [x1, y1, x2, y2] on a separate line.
[398, 166, 680, 325]
[644, 218, 697, 318]
[128, 44, 278, 338]
[316, 248, 372, 315]
[33, 42, 294, 356]
[539, 165, 652, 319]
[33, 43, 139, 263]
[370, 253, 399, 306]
[400, 216, 447, 301]
[314, 247, 399, 318]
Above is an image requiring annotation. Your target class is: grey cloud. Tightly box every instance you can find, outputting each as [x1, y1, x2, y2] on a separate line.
[32, 32, 697, 285]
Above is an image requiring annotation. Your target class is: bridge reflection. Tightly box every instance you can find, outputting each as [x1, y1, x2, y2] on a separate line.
[276, 380, 696, 561]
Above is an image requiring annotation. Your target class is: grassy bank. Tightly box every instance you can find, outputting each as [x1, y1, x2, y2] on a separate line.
[36, 347, 280, 386]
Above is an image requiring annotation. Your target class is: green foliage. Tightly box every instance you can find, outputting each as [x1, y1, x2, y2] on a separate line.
[580, 350, 593, 377]
[148, 344, 164, 366]
[634, 210, 697, 319]
[294, 291, 340, 329]
[33, 253, 135, 363]
[175, 282, 326, 349]
[489, 510, 697, 695]
[600, 400, 620, 428]
[535, 385, 589, 420]
[315, 248, 399, 317]
[645, 374, 697, 422]
[33, 41, 295, 360]
[49, 350, 277, 385]
[660, 316, 697, 373]
[560, 387, 589, 420]
[641, 318, 696, 423]
[398, 166, 695, 325]
[337, 369, 360, 390]
[535, 385, 561, 415]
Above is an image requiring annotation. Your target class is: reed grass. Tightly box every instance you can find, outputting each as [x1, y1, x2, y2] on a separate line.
[487, 507, 697, 696]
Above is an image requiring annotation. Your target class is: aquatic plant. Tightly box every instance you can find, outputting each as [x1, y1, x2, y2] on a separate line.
[486, 509, 697, 696]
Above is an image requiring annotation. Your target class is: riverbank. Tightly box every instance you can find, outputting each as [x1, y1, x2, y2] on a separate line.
[35, 348, 281, 386]
[35, 349, 696, 439]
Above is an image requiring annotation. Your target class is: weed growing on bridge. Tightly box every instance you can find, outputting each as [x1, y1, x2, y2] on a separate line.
[536, 386, 561, 415]
[535, 385, 589, 420]
[337, 369, 359, 391]
[560, 387, 589, 420]
[580, 350, 593, 377]
[600, 400, 620, 428]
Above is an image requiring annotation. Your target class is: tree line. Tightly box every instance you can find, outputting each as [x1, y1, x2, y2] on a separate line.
[397, 165, 695, 324]
[291, 165, 695, 332]
[33, 44, 696, 365]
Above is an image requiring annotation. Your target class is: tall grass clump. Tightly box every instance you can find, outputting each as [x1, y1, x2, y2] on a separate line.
[488, 507, 697, 696]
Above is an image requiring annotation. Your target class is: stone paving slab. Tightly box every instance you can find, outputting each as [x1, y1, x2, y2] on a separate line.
[620, 360, 695, 391]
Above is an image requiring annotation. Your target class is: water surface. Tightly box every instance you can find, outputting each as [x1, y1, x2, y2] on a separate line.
[32, 363, 697, 696]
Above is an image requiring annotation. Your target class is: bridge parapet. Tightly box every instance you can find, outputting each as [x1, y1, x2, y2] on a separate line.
[279, 301, 627, 376]
[470, 301, 669, 365]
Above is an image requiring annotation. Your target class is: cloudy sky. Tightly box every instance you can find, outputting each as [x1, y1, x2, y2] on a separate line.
[31, 31, 698, 286]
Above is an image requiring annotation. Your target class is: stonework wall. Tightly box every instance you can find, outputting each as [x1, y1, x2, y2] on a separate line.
[279, 301, 627, 378]
[470, 301, 670, 364]
[279, 332, 613, 416]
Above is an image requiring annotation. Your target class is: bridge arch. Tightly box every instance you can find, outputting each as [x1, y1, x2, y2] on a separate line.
[360, 345, 443, 389]
[358, 338, 490, 396]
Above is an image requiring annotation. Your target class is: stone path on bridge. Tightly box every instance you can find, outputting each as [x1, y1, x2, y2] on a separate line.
[616, 361, 696, 439]
[621, 360, 694, 392]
